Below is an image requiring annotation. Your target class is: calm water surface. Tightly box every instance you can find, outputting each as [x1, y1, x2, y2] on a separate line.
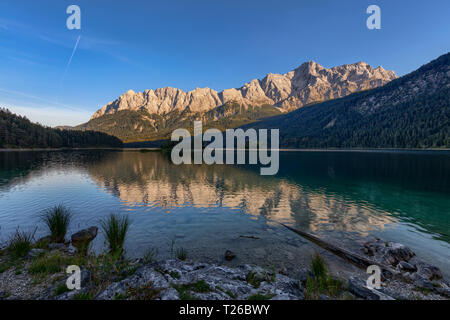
[0, 150, 449, 277]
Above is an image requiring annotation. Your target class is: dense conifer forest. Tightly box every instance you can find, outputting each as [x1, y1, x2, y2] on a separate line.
[0, 109, 123, 149]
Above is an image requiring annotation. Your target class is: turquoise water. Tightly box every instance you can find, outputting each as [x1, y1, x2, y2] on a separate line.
[0, 150, 449, 276]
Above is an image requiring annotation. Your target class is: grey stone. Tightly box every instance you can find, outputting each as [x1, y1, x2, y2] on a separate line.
[96, 265, 170, 300]
[80, 269, 91, 288]
[54, 287, 90, 300]
[347, 277, 394, 300]
[436, 287, 450, 298]
[224, 250, 236, 261]
[160, 288, 180, 300]
[26, 248, 45, 259]
[66, 245, 77, 255]
[48, 243, 65, 250]
[413, 275, 434, 291]
[278, 263, 288, 276]
[96, 260, 305, 300]
[378, 287, 409, 301]
[297, 268, 313, 285]
[398, 261, 416, 272]
[415, 261, 442, 280]
[363, 239, 415, 266]
[71, 227, 98, 250]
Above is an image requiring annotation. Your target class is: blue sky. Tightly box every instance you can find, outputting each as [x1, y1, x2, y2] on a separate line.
[0, 0, 449, 126]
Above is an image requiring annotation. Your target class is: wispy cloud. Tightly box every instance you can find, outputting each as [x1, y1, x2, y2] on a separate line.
[0, 87, 92, 126]
[0, 17, 129, 64]
[4, 104, 91, 127]
[0, 45, 43, 66]
[0, 17, 27, 31]
[0, 88, 89, 113]
[8, 56, 38, 65]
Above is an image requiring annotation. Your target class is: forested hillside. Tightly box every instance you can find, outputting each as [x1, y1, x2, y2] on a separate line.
[0, 109, 123, 149]
[76, 102, 281, 143]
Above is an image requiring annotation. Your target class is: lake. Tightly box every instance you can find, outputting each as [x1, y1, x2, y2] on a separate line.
[0, 150, 449, 277]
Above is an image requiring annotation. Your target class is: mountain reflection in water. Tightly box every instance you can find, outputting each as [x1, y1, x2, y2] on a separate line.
[0, 150, 449, 276]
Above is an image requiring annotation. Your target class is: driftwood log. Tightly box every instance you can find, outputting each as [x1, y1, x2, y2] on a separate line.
[280, 223, 398, 277]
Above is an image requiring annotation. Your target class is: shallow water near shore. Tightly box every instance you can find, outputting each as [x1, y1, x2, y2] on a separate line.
[0, 150, 449, 278]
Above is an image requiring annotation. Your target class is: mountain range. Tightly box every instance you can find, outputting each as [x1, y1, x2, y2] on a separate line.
[68, 53, 450, 149]
[76, 60, 397, 143]
[244, 53, 450, 148]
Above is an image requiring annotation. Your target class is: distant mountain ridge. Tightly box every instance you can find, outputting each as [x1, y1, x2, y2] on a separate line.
[243, 53, 450, 148]
[91, 60, 396, 119]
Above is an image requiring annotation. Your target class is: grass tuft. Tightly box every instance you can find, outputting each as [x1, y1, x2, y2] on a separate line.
[169, 271, 180, 279]
[41, 205, 72, 243]
[127, 282, 161, 300]
[215, 286, 237, 299]
[54, 282, 70, 296]
[175, 247, 187, 261]
[310, 252, 327, 279]
[143, 248, 159, 264]
[247, 292, 275, 300]
[246, 271, 262, 288]
[7, 228, 35, 257]
[73, 292, 93, 300]
[305, 252, 345, 300]
[100, 214, 130, 256]
[28, 252, 74, 275]
[171, 280, 211, 300]
[114, 292, 128, 300]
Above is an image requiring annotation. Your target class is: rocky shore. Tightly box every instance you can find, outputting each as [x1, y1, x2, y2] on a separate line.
[0, 227, 449, 301]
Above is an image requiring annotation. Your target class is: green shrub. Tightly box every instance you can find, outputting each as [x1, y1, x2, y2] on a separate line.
[100, 214, 130, 256]
[41, 205, 72, 243]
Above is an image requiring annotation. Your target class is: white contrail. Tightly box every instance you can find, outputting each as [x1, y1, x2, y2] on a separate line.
[60, 35, 81, 84]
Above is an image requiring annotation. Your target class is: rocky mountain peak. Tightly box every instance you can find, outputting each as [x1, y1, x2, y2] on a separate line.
[90, 60, 397, 120]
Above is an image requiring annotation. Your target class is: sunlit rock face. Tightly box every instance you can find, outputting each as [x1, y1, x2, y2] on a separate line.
[91, 61, 397, 119]
[87, 152, 395, 236]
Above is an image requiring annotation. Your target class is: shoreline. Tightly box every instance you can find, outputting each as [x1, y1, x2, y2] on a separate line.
[1, 225, 449, 300]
